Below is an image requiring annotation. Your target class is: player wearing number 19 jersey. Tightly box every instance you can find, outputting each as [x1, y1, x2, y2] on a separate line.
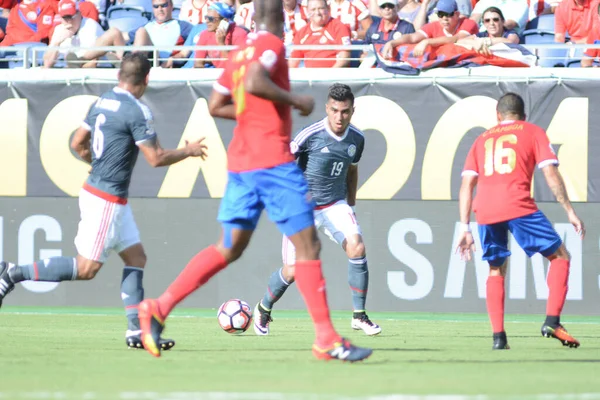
[254, 84, 382, 338]
[456, 92, 585, 350]
[138, 0, 372, 362]
[0, 53, 208, 351]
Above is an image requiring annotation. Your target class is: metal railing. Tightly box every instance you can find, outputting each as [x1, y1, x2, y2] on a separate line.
[0, 43, 598, 69]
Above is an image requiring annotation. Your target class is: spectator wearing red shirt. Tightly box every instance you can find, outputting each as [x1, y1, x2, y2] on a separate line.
[554, 0, 599, 43]
[289, 0, 352, 68]
[457, 92, 584, 351]
[0, 0, 55, 46]
[381, 0, 478, 57]
[194, 2, 247, 68]
[581, 3, 600, 66]
[283, 0, 308, 46]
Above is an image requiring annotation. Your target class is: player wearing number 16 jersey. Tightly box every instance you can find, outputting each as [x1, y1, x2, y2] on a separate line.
[0, 53, 208, 351]
[254, 84, 381, 337]
[138, 0, 372, 362]
[456, 92, 585, 350]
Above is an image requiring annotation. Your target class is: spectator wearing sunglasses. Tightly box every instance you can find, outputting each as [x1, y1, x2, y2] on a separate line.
[456, 6, 519, 53]
[381, 0, 477, 57]
[194, 2, 247, 68]
[365, 0, 415, 56]
[470, 0, 528, 34]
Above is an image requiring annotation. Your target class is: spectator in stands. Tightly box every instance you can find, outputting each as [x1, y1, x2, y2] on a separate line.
[365, 0, 415, 56]
[328, 0, 373, 39]
[381, 0, 478, 57]
[283, 0, 308, 46]
[397, 0, 430, 30]
[43, 0, 104, 67]
[0, 0, 55, 47]
[470, 0, 528, 33]
[47, 0, 100, 41]
[194, 2, 246, 68]
[581, 1, 600, 66]
[289, 0, 352, 67]
[554, 0, 597, 43]
[234, 0, 254, 31]
[427, 0, 472, 19]
[456, 6, 519, 52]
[0, 0, 17, 18]
[179, 0, 214, 25]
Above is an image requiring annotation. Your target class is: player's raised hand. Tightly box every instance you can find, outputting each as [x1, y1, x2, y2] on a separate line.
[567, 211, 585, 239]
[292, 95, 315, 116]
[185, 138, 209, 160]
[455, 231, 476, 261]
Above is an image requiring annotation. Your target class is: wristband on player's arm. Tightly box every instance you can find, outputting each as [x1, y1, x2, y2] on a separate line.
[460, 222, 471, 233]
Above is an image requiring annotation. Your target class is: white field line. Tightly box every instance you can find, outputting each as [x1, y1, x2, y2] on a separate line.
[2, 393, 600, 400]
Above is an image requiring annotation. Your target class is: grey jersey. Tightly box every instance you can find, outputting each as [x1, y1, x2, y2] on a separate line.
[83, 87, 157, 198]
[291, 118, 365, 206]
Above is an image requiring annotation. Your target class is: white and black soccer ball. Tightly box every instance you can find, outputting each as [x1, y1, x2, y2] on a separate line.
[217, 299, 253, 334]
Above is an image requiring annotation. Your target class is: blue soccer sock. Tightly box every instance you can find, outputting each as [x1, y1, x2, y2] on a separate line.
[261, 268, 291, 310]
[348, 256, 369, 312]
[121, 266, 144, 331]
[9, 257, 78, 283]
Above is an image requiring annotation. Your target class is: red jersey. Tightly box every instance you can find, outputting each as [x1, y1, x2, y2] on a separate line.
[214, 31, 294, 173]
[195, 23, 249, 68]
[291, 18, 352, 68]
[418, 17, 478, 38]
[0, 0, 55, 46]
[462, 120, 558, 225]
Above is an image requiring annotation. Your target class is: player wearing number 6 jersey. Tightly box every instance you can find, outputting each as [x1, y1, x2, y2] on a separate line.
[254, 83, 381, 337]
[0, 53, 208, 351]
[137, 0, 372, 362]
[456, 92, 585, 351]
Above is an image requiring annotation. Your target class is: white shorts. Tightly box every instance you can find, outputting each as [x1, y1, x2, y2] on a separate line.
[282, 199, 362, 265]
[74, 187, 141, 263]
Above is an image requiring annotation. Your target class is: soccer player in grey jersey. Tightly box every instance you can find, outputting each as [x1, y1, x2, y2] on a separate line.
[254, 83, 382, 336]
[0, 53, 208, 350]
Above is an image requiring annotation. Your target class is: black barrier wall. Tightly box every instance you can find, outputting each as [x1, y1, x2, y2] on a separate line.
[0, 199, 597, 315]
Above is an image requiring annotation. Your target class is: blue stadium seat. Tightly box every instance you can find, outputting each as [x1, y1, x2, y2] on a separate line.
[182, 23, 207, 68]
[172, 6, 181, 19]
[523, 33, 568, 67]
[4, 43, 47, 68]
[122, 0, 152, 12]
[524, 14, 555, 34]
[108, 15, 149, 32]
[107, 5, 148, 20]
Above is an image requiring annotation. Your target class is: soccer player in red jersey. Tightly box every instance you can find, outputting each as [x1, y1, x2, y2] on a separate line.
[456, 93, 585, 350]
[138, 0, 372, 362]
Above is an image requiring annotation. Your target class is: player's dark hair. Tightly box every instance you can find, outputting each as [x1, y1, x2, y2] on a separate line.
[497, 92, 525, 119]
[482, 6, 505, 21]
[254, 0, 283, 27]
[119, 53, 151, 86]
[327, 83, 354, 106]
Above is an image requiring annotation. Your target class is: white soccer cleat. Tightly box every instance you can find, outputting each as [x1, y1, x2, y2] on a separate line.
[253, 302, 272, 336]
[351, 314, 382, 336]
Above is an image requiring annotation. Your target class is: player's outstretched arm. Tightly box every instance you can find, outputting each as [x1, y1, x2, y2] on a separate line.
[139, 137, 208, 168]
[245, 62, 314, 116]
[542, 164, 585, 238]
[71, 127, 92, 164]
[208, 90, 236, 120]
[456, 175, 478, 260]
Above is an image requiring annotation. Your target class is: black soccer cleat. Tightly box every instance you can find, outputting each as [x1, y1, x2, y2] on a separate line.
[0, 262, 16, 308]
[541, 323, 580, 348]
[126, 330, 175, 351]
[492, 331, 510, 350]
[313, 338, 373, 362]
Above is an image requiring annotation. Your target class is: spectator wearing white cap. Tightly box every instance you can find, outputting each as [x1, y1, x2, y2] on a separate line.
[365, 0, 415, 56]
[381, 0, 477, 57]
[43, 0, 104, 68]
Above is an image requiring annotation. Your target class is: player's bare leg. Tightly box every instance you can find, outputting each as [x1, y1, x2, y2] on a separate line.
[139, 227, 253, 357]
[487, 260, 509, 350]
[119, 244, 175, 351]
[541, 245, 579, 348]
[289, 225, 372, 362]
[343, 234, 381, 336]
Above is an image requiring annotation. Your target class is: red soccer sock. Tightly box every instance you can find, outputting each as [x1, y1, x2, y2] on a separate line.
[486, 275, 505, 333]
[157, 245, 228, 318]
[546, 258, 570, 317]
[294, 260, 341, 348]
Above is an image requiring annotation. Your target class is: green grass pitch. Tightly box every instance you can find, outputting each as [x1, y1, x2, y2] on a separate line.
[0, 307, 599, 400]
